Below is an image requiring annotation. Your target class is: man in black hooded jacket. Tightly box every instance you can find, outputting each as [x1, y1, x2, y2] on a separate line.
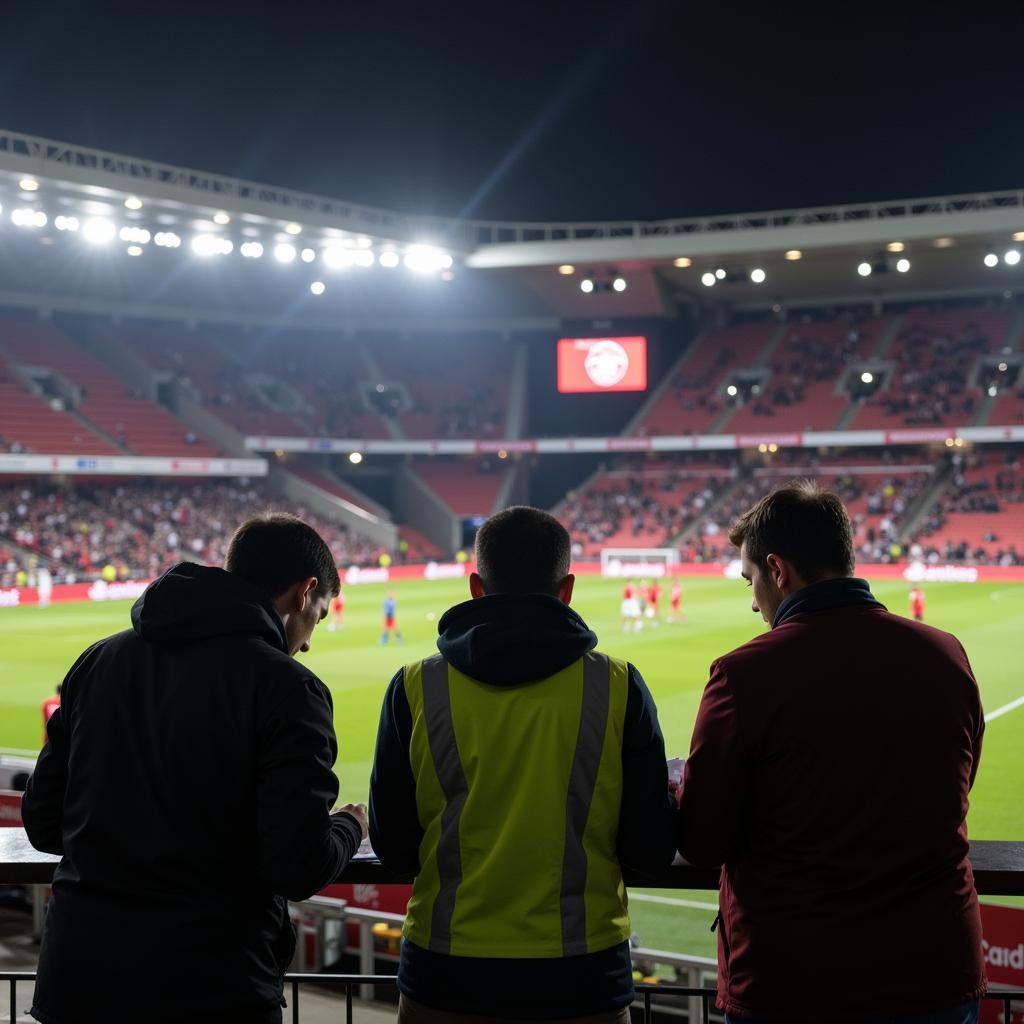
[370, 506, 675, 1023]
[22, 514, 366, 1024]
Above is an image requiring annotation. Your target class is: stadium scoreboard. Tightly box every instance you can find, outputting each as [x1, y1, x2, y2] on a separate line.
[557, 337, 648, 393]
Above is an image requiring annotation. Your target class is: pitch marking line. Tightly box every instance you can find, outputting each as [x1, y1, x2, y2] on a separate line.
[985, 695, 1024, 724]
[630, 893, 718, 910]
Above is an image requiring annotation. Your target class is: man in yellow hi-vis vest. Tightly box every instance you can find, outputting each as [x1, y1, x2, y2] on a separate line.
[370, 506, 676, 1023]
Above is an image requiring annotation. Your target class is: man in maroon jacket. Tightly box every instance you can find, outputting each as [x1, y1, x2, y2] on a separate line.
[678, 481, 985, 1024]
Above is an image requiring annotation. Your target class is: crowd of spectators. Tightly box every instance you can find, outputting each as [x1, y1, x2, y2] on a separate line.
[0, 482, 382, 587]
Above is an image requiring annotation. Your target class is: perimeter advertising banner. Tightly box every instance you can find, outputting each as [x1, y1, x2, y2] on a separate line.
[979, 904, 1024, 1022]
[557, 337, 648, 393]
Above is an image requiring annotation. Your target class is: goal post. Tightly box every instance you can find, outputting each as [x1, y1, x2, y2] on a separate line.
[599, 547, 679, 578]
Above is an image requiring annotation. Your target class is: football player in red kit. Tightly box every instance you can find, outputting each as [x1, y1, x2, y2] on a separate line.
[668, 579, 685, 623]
[909, 586, 926, 622]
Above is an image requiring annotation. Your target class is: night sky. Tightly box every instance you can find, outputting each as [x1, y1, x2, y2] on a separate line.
[2, 2, 1022, 223]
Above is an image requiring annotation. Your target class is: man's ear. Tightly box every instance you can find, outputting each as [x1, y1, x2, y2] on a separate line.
[764, 554, 787, 592]
[469, 572, 486, 599]
[297, 576, 318, 611]
[557, 574, 575, 606]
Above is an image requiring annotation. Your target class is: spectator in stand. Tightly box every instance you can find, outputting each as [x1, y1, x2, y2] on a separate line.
[677, 482, 985, 1023]
[370, 506, 675, 1023]
[23, 514, 368, 1024]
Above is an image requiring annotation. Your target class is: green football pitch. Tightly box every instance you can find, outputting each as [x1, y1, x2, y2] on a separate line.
[2, 575, 1022, 958]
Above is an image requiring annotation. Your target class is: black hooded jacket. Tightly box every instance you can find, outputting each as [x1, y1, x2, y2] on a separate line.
[21, 562, 361, 1024]
[369, 593, 676, 1018]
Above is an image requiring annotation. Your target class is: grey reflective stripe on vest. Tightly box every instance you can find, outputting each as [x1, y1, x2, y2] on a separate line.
[560, 650, 611, 956]
[420, 654, 468, 954]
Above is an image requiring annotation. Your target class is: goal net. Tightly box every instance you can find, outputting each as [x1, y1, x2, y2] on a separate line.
[599, 548, 679, 578]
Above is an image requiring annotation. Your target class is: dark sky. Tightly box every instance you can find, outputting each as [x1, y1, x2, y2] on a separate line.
[2, 2, 1022, 223]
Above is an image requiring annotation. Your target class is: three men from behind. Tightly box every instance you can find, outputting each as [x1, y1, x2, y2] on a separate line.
[23, 514, 367, 1024]
[678, 482, 985, 1024]
[370, 506, 677, 1023]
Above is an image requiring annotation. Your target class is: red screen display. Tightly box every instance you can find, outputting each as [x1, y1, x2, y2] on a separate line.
[557, 337, 648, 393]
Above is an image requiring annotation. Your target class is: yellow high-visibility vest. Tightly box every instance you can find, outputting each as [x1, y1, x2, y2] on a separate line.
[402, 651, 631, 958]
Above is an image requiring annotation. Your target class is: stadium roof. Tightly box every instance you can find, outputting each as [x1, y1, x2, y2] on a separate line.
[1, 129, 1022, 323]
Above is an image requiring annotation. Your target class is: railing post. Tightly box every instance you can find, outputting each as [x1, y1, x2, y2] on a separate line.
[687, 966, 702, 1024]
[358, 919, 375, 1002]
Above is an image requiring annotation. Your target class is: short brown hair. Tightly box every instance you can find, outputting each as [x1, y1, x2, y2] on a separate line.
[728, 480, 855, 581]
[225, 513, 341, 599]
[475, 506, 571, 595]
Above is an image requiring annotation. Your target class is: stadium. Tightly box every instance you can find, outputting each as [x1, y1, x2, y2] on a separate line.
[1, 11, 1023, 1022]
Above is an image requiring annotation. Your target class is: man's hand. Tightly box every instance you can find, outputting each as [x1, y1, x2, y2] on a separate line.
[335, 802, 368, 839]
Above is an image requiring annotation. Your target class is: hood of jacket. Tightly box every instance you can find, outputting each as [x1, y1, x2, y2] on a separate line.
[130, 561, 288, 651]
[436, 592, 597, 686]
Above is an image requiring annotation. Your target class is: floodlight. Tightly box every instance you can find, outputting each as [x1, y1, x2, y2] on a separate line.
[988, 385, 998, 397]
[726, 384, 738, 396]
[349, 452, 363, 464]
[1004, 249, 1021, 266]
[240, 242, 264, 259]
[714, 268, 726, 280]
[998, 362, 1008, 372]
[404, 245, 449, 273]
[932, 237, 954, 248]
[784, 249, 802, 261]
[54, 215, 79, 232]
[580, 278, 595, 294]
[12, 208, 47, 228]
[857, 262, 872, 277]
[191, 234, 232, 256]
[558, 264, 575, 275]
[673, 257, 692, 268]
[284, 222, 302, 235]
[984, 253, 999, 268]
[1013, 231, 1024, 242]
[353, 249, 375, 267]
[701, 272, 716, 287]
[354, 236, 373, 248]
[768, 443, 779, 453]
[124, 196, 143, 210]
[612, 276, 627, 292]
[82, 217, 116, 244]
[154, 232, 182, 248]
[301, 247, 316, 263]
[378, 250, 400, 268]
[895, 258, 910, 273]
[750, 268, 766, 283]
[18, 178, 39, 192]
[310, 280, 326, 296]
[120, 226, 151, 244]
[323, 245, 355, 270]
[861, 371, 874, 384]
[213, 211, 231, 225]
[274, 243, 297, 264]
[126, 245, 143, 256]
[886, 241, 904, 253]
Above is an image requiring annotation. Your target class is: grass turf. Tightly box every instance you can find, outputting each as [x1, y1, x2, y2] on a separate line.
[2, 575, 1022, 958]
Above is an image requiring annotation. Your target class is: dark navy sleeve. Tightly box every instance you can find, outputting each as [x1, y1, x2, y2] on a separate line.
[616, 663, 677, 872]
[369, 667, 422, 876]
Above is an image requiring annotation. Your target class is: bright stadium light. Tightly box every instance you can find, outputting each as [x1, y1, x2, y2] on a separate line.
[558, 264, 575, 275]
[750, 268, 766, 283]
[896, 258, 910, 273]
[886, 241, 905, 253]
[1005, 249, 1021, 266]
[284, 222, 302, 235]
[353, 249, 375, 267]
[378, 249, 400, 268]
[123, 196, 143, 210]
[355, 236, 373, 248]
[726, 384, 738, 396]
[857, 261, 872, 277]
[580, 278, 595, 294]
[153, 231, 182, 248]
[213, 211, 231, 225]
[673, 257, 692, 268]
[126, 245, 144, 256]
[300, 247, 316, 263]
[988, 384, 999, 397]
[998, 362, 1009, 372]
[12, 208, 47, 228]
[274, 243, 297, 264]
[82, 217, 116, 244]
[54, 215, 79, 232]
[349, 451, 363, 464]
[932, 237, 954, 248]
[984, 253, 999, 268]
[701, 272, 716, 287]
[715, 268, 726, 280]
[404, 245, 450, 273]
[18, 177, 39, 192]
[1013, 231, 1024, 242]
[309, 280, 326, 296]
[323, 245, 355, 270]
[784, 249, 802, 261]
[240, 241, 264, 259]
[119, 226, 151, 244]
[861, 371, 874, 384]
[612, 276, 627, 292]
[191, 234, 232, 257]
